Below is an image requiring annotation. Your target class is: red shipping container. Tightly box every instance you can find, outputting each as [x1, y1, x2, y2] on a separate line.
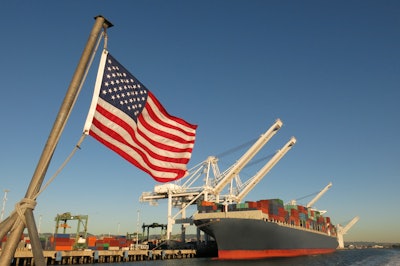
[110, 240, 119, 246]
[288, 217, 300, 226]
[269, 215, 285, 223]
[247, 201, 258, 208]
[258, 200, 269, 208]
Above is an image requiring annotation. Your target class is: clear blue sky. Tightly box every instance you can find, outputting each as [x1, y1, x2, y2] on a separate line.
[1, 1, 399, 243]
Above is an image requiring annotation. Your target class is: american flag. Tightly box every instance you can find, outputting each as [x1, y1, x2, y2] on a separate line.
[84, 51, 197, 182]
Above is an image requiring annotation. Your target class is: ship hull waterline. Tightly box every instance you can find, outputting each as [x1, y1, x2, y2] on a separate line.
[194, 215, 339, 260]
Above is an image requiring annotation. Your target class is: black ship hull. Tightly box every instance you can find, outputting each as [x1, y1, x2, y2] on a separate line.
[194, 213, 338, 260]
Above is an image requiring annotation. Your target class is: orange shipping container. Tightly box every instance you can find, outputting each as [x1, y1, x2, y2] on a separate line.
[87, 236, 97, 247]
[55, 245, 73, 251]
[201, 201, 215, 207]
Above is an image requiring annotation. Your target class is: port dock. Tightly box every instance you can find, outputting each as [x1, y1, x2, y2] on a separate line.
[3, 249, 196, 265]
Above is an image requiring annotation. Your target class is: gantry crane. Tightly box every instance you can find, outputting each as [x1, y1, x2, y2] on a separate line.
[54, 212, 89, 249]
[142, 222, 167, 241]
[337, 216, 360, 248]
[140, 119, 296, 240]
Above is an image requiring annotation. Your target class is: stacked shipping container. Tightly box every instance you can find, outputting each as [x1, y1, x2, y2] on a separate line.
[197, 199, 336, 236]
[95, 236, 132, 250]
[51, 234, 75, 251]
[47, 235, 135, 251]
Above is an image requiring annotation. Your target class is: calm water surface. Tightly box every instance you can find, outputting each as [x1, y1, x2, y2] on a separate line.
[75, 249, 400, 266]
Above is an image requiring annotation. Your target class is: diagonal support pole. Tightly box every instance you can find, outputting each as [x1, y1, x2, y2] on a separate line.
[0, 15, 113, 266]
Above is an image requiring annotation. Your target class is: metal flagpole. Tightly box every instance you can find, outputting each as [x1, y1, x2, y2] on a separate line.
[0, 15, 113, 266]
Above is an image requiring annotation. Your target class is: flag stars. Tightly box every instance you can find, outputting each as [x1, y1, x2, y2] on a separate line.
[100, 55, 150, 120]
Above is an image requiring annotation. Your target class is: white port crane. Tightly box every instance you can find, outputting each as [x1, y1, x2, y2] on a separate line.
[233, 137, 296, 203]
[139, 119, 295, 240]
[212, 119, 283, 200]
[306, 182, 332, 208]
[337, 216, 360, 249]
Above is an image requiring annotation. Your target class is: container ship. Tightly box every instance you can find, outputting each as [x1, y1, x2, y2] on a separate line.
[193, 198, 339, 260]
[141, 120, 358, 260]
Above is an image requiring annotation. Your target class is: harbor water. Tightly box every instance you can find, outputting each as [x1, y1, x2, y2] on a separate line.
[69, 248, 400, 266]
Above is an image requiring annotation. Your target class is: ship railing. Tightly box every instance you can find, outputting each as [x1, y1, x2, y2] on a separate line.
[266, 218, 333, 237]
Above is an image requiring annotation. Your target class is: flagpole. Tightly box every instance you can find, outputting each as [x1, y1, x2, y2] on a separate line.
[0, 15, 113, 266]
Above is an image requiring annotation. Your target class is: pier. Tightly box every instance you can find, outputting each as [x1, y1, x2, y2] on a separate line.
[2, 249, 196, 265]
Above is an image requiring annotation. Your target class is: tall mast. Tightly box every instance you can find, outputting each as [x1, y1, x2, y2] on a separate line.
[0, 16, 113, 265]
[0, 189, 9, 222]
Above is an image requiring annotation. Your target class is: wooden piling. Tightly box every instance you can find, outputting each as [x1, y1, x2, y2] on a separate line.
[2, 248, 196, 265]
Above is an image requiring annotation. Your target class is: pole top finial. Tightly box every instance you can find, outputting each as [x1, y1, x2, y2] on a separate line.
[94, 15, 114, 28]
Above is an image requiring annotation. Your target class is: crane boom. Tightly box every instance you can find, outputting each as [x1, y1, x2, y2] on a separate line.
[306, 182, 332, 208]
[337, 216, 360, 248]
[236, 137, 296, 202]
[339, 216, 360, 235]
[213, 119, 283, 195]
